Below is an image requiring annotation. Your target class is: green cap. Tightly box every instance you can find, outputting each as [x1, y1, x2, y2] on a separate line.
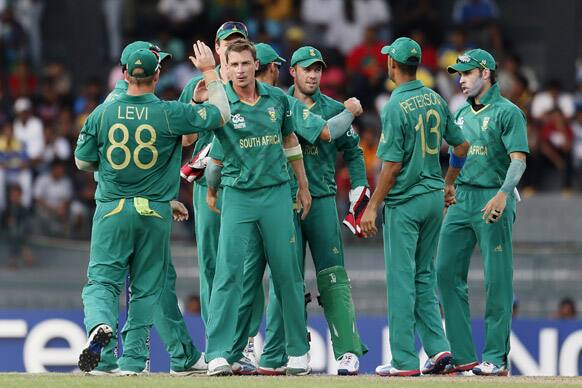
[381, 37, 421, 65]
[447, 48, 496, 74]
[120, 41, 171, 66]
[127, 49, 160, 78]
[215, 21, 248, 41]
[256, 43, 286, 66]
[290, 46, 326, 68]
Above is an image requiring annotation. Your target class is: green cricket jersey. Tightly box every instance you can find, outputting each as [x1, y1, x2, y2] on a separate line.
[75, 93, 222, 201]
[211, 80, 299, 190]
[104, 80, 128, 103]
[287, 86, 367, 198]
[454, 83, 529, 188]
[377, 80, 466, 205]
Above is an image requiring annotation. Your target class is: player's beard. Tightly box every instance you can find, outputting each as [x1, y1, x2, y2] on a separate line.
[465, 76, 484, 97]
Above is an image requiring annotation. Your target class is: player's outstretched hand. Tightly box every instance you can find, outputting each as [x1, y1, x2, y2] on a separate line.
[207, 187, 220, 214]
[481, 191, 507, 223]
[344, 97, 363, 117]
[296, 186, 312, 220]
[192, 79, 208, 103]
[170, 200, 189, 222]
[189, 40, 216, 72]
[359, 207, 378, 238]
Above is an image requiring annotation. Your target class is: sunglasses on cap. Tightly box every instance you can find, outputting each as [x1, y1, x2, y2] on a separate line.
[456, 54, 486, 69]
[217, 21, 248, 36]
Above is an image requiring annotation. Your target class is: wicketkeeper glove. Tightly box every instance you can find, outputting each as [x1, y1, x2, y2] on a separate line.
[342, 186, 370, 238]
[180, 143, 212, 183]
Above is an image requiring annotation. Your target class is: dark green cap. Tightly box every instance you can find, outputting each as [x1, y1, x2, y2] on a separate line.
[256, 43, 286, 66]
[215, 21, 248, 41]
[290, 46, 326, 68]
[447, 48, 496, 74]
[120, 41, 171, 66]
[381, 37, 421, 65]
[127, 49, 160, 78]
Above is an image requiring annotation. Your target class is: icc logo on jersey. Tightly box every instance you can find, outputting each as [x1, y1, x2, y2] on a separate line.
[455, 117, 465, 129]
[231, 113, 246, 129]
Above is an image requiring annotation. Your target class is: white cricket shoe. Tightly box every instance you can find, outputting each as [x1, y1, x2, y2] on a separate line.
[337, 352, 359, 375]
[257, 365, 286, 376]
[375, 363, 421, 377]
[286, 353, 311, 376]
[207, 357, 232, 376]
[243, 340, 258, 367]
[78, 324, 113, 373]
[170, 353, 208, 376]
[472, 361, 508, 376]
[86, 368, 120, 376]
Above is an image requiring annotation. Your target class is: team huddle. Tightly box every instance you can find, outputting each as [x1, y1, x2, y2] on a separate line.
[73, 21, 528, 377]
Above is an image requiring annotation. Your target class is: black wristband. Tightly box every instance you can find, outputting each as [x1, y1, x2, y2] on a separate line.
[191, 98, 201, 104]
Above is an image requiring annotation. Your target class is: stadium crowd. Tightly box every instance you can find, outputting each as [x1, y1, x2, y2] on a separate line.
[1, 0, 581, 244]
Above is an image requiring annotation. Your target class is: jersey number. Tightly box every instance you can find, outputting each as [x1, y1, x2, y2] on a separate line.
[414, 109, 441, 157]
[106, 123, 158, 170]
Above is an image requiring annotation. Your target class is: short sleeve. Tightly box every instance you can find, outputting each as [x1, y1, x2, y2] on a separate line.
[501, 107, 529, 155]
[166, 101, 223, 135]
[208, 136, 224, 161]
[74, 110, 100, 162]
[442, 104, 465, 147]
[288, 96, 325, 144]
[376, 105, 405, 163]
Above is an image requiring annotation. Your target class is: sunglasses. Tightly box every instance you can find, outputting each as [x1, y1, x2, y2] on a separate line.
[217, 21, 248, 36]
[456, 54, 486, 69]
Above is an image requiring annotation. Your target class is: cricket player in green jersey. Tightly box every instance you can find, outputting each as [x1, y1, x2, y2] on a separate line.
[91, 40, 209, 376]
[438, 49, 528, 376]
[208, 43, 364, 375]
[247, 45, 369, 375]
[359, 37, 470, 377]
[202, 40, 311, 376]
[74, 42, 230, 375]
[178, 26, 265, 362]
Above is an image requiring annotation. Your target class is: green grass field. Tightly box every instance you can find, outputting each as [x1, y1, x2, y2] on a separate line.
[1, 374, 582, 388]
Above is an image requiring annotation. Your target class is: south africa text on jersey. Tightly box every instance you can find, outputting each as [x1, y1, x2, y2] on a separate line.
[239, 134, 281, 149]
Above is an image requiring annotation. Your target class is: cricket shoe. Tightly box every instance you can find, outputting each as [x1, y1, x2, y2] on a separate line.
[86, 368, 120, 376]
[443, 361, 478, 375]
[472, 361, 508, 376]
[232, 355, 258, 375]
[207, 357, 232, 376]
[170, 353, 208, 376]
[286, 353, 311, 376]
[337, 352, 359, 375]
[117, 369, 148, 376]
[375, 363, 421, 377]
[257, 365, 286, 376]
[78, 324, 113, 372]
[422, 351, 452, 374]
[243, 340, 258, 368]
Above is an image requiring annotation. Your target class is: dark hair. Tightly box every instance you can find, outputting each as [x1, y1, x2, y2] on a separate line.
[480, 68, 497, 84]
[225, 41, 256, 64]
[395, 58, 418, 76]
[256, 63, 270, 77]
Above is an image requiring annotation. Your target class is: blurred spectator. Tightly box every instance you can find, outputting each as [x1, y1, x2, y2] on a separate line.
[508, 73, 532, 114]
[8, 61, 36, 98]
[3, 184, 34, 268]
[411, 29, 437, 71]
[0, 120, 33, 209]
[531, 80, 576, 120]
[73, 78, 102, 115]
[185, 294, 201, 314]
[36, 79, 60, 122]
[571, 107, 582, 188]
[206, 1, 250, 25]
[452, 0, 499, 26]
[436, 29, 471, 102]
[157, 0, 203, 38]
[539, 108, 573, 190]
[396, 0, 442, 44]
[33, 160, 73, 236]
[257, 0, 293, 21]
[359, 127, 380, 190]
[0, 7, 28, 71]
[346, 26, 386, 108]
[301, 0, 391, 55]
[43, 61, 72, 99]
[13, 97, 43, 169]
[497, 53, 539, 96]
[41, 125, 70, 168]
[553, 297, 577, 319]
[13, 0, 44, 66]
[102, 0, 123, 62]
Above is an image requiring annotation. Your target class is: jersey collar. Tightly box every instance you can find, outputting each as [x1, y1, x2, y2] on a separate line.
[469, 82, 501, 106]
[117, 93, 159, 103]
[392, 80, 423, 97]
[226, 80, 269, 103]
[114, 80, 128, 91]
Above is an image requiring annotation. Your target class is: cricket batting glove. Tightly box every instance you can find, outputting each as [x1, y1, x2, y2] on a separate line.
[180, 143, 212, 183]
[342, 186, 370, 238]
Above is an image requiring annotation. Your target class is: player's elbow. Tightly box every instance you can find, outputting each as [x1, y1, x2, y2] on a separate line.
[319, 126, 331, 142]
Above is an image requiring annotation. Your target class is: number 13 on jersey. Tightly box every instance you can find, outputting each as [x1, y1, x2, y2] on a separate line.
[106, 123, 158, 170]
[415, 109, 441, 157]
